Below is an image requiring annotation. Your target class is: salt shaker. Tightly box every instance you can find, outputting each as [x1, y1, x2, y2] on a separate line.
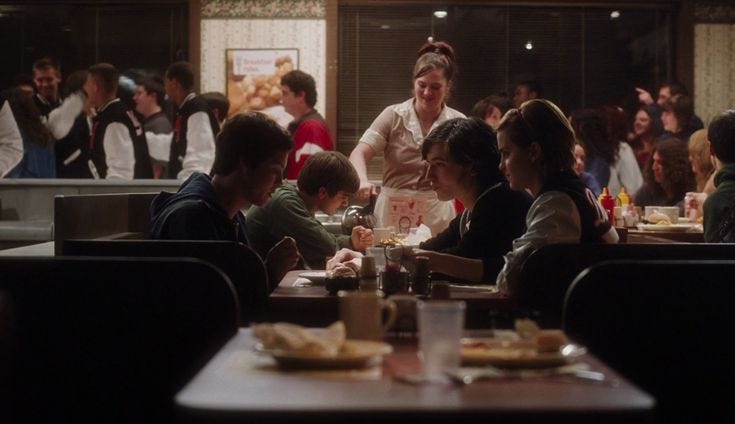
[412, 256, 431, 296]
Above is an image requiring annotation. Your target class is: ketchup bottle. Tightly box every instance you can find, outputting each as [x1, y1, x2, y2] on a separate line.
[598, 187, 615, 225]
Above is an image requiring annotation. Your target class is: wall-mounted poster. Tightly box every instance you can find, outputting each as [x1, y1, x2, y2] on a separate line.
[226, 49, 298, 127]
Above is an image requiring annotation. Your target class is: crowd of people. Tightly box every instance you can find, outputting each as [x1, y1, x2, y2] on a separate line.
[4, 39, 735, 295]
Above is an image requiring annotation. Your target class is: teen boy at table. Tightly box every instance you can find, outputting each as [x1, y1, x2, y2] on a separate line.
[703, 109, 735, 242]
[150, 112, 300, 289]
[246, 151, 373, 269]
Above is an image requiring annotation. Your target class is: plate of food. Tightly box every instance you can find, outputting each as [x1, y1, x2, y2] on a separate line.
[257, 339, 393, 370]
[636, 223, 702, 232]
[298, 271, 327, 285]
[252, 321, 393, 370]
[461, 338, 586, 368]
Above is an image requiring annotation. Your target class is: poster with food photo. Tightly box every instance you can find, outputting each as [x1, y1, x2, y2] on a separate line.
[226, 49, 299, 127]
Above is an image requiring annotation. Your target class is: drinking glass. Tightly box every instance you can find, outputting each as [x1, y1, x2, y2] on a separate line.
[417, 300, 465, 382]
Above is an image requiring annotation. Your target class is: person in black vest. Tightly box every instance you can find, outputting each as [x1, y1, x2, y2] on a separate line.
[164, 61, 219, 180]
[83, 63, 152, 179]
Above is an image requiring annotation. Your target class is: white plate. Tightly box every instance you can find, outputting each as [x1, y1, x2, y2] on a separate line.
[461, 338, 586, 368]
[636, 223, 702, 233]
[256, 340, 393, 370]
[298, 271, 327, 284]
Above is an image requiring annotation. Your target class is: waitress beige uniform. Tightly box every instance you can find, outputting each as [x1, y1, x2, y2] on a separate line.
[359, 98, 465, 236]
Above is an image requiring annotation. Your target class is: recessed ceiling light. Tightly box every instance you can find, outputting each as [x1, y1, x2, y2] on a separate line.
[433, 10, 447, 19]
[610, 10, 621, 19]
[525, 41, 533, 50]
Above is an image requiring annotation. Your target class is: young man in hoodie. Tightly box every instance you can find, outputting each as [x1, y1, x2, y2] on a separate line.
[150, 111, 300, 290]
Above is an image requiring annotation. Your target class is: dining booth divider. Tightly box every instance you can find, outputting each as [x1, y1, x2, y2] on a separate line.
[562, 259, 735, 423]
[514, 243, 735, 328]
[0, 256, 239, 422]
[62, 239, 270, 324]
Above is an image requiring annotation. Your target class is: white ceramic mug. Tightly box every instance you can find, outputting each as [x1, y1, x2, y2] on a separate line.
[338, 290, 396, 341]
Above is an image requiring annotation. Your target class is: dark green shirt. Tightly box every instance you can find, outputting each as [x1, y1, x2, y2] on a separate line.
[704, 163, 735, 242]
[246, 183, 353, 269]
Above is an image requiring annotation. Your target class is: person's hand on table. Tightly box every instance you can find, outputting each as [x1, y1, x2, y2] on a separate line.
[351, 225, 373, 251]
[402, 247, 436, 273]
[265, 236, 300, 285]
[326, 248, 363, 273]
[355, 181, 376, 203]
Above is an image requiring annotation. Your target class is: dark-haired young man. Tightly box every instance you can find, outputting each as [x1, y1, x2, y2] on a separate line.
[280, 70, 333, 179]
[246, 151, 373, 269]
[84, 63, 152, 179]
[470, 94, 511, 130]
[150, 112, 300, 288]
[703, 110, 735, 242]
[134, 75, 173, 178]
[512, 80, 542, 108]
[164, 61, 219, 180]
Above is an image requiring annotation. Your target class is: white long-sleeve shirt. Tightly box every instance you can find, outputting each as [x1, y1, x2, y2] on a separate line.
[0, 100, 23, 177]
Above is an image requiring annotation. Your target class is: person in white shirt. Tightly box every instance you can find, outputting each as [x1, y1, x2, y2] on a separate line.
[164, 61, 219, 180]
[0, 96, 23, 177]
[84, 63, 152, 179]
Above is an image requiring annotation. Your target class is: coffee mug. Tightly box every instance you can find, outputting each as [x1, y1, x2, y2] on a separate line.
[338, 290, 397, 340]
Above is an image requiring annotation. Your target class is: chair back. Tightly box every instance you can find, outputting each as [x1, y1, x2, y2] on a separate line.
[54, 192, 161, 254]
[62, 239, 269, 323]
[0, 256, 239, 422]
[562, 260, 735, 423]
[516, 243, 735, 327]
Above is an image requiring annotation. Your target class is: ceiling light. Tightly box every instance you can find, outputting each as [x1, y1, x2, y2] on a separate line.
[525, 41, 533, 50]
[433, 10, 447, 19]
[610, 10, 621, 19]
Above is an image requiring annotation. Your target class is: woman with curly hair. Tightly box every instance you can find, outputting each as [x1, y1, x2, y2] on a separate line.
[633, 138, 696, 214]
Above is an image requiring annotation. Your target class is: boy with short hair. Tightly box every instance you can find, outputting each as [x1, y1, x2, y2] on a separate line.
[246, 151, 372, 269]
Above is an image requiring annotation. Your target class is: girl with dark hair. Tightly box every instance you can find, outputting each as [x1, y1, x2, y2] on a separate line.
[570, 108, 642, 196]
[629, 105, 663, 169]
[403, 117, 532, 283]
[495, 99, 618, 296]
[634, 138, 696, 214]
[349, 40, 465, 236]
[3, 87, 55, 178]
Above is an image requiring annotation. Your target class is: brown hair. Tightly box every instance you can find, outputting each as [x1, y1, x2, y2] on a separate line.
[88, 63, 118, 95]
[413, 41, 457, 83]
[297, 151, 359, 197]
[497, 99, 575, 177]
[643, 138, 695, 201]
[662, 94, 694, 132]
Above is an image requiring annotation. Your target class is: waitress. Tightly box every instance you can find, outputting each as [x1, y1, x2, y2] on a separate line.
[349, 40, 465, 236]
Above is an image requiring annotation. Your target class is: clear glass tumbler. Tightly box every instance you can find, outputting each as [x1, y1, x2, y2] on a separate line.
[417, 300, 466, 382]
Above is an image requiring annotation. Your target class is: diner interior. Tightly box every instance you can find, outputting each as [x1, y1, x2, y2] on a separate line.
[1, 0, 734, 422]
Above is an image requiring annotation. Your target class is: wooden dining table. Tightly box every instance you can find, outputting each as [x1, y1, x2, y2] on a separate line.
[261, 270, 516, 329]
[175, 328, 655, 423]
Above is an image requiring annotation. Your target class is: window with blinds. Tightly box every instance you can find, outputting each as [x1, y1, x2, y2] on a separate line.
[338, 3, 673, 178]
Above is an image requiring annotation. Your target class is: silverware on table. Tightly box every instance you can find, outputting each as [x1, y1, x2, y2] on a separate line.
[445, 363, 606, 385]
